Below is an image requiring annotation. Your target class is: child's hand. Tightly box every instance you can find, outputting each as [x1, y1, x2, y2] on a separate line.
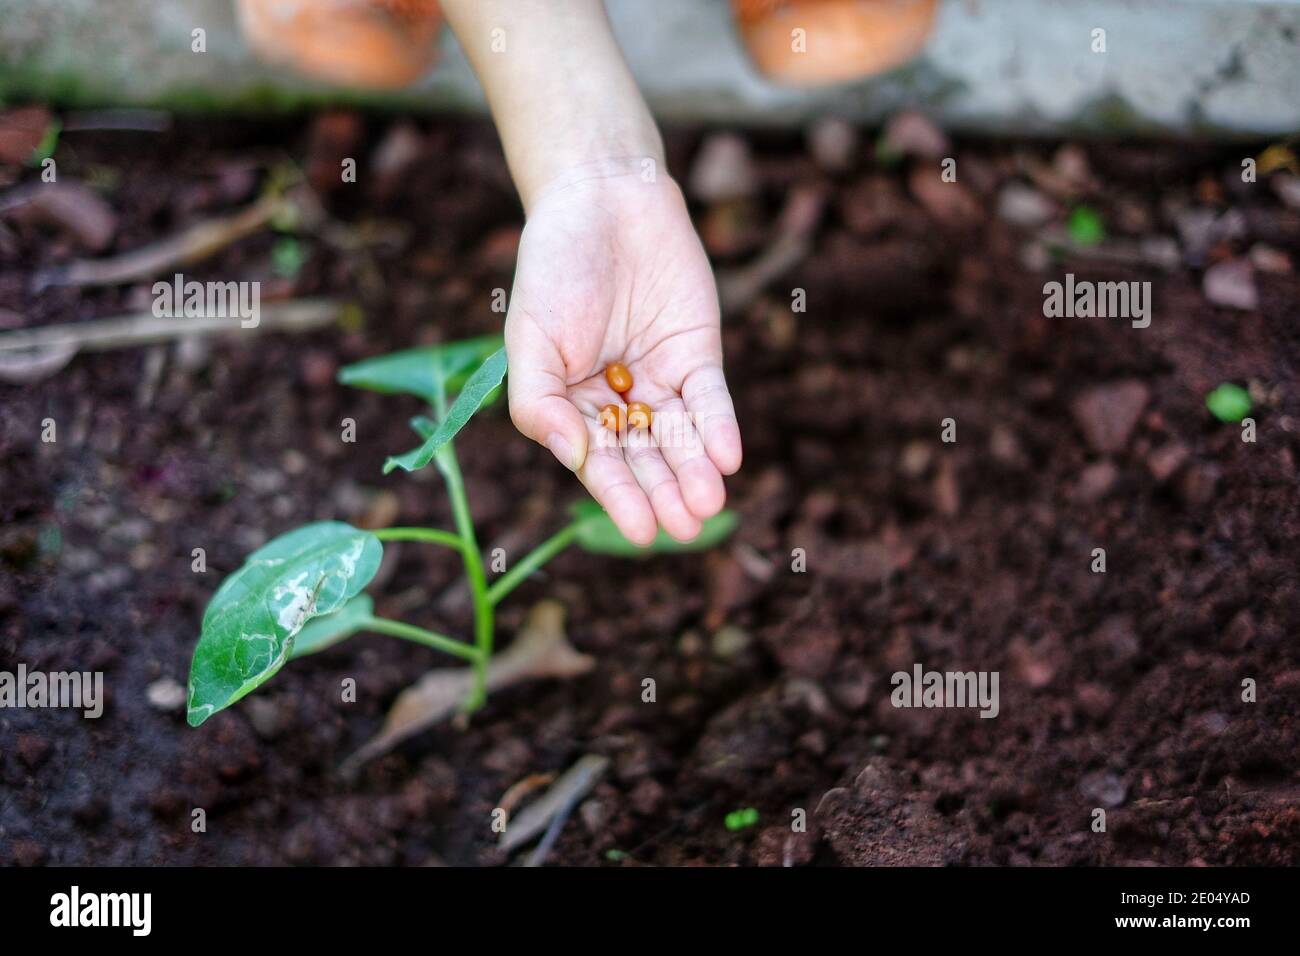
[506, 165, 742, 546]
[440, 0, 742, 543]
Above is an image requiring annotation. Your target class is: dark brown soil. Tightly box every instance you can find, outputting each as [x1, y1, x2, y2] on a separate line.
[1, 115, 1297, 866]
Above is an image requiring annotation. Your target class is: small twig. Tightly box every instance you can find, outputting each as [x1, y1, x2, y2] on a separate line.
[498, 772, 558, 817]
[501, 754, 609, 856]
[524, 787, 584, 868]
[0, 299, 344, 355]
[0, 299, 346, 384]
[33, 193, 289, 289]
[717, 184, 826, 315]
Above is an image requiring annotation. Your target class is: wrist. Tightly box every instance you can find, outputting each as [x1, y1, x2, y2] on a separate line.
[515, 108, 665, 212]
[440, 0, 663, 212]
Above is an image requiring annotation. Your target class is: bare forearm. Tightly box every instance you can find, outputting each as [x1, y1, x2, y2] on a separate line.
[440, 0, 664, 210]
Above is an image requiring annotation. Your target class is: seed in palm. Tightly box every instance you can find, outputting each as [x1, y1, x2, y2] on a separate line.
[627, 402, 653, 430]
[598, 404, 626, 433]
[605, 362, 633, 394]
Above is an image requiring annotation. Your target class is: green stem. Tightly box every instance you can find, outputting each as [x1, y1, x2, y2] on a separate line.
[486, 521, 581, 607]
[359, 616, 481, 663]
[374, 526, 462, 550]
[436, 443, 493, 712]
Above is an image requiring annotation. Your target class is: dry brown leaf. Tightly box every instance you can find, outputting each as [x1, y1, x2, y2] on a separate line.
[341, 600, 593, 774]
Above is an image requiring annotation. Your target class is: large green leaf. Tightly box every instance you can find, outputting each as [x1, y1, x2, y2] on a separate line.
[187, 522, 383, 726]
[337, 334, 503, 406]
[571, 500, 739, 557]
[384, 346, 507, 474]
[288, 593, 374, 660]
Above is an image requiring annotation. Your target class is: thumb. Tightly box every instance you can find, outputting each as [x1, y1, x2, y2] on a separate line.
[505, 330, 589, 473]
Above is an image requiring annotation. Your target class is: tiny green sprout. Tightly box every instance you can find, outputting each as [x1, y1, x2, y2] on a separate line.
[271, 236, 306, 278]
[186, 335, 738, 727]
[725, 807, 760, 832]
[1206, 382, 1253, 423]
[1066, 205, 1105, 246]
[604, 849, 627, 862]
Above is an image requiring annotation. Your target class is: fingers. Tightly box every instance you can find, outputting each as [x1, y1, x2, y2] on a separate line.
[578, 418, 658, 547]
[622, 430, 703, 542]
[655, 397, 727, 522]
[681, 364, 743, 475]
[505, 323, 589, 473]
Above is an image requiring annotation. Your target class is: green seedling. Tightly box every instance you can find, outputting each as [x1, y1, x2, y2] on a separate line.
[271, 236, 306, 278]
[725, 807, 759, 832]
[186, 334, 737, 727]
[1066, 205, 1105, 246]
[1205, 382, 1252, 423]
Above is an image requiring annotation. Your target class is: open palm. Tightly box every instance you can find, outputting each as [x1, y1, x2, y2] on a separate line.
[505, 169, 742, 546]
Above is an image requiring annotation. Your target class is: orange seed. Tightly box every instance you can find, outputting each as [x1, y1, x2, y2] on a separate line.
[605, 362, 633, 394]
[626, 401, 652, 430]
[598, 404, 625, 433]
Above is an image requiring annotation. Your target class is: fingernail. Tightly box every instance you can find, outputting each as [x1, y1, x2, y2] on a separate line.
[545, 432, 576, 471]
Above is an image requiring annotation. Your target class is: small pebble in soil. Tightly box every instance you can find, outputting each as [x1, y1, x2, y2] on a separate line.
[1146, 440, 1190, 484]
[146, 677, 187, 712]
[996, 182, 1055, 228]
[1203, 259, 1258, 311]
[806, 117, 858, 172]
[1249, 243, 1292, 274]
[688, 132, 756, 204]
[710, 625, 752, 659]
[1073, 460, 1119, 503]
[898, 439, 934, 478]
[1070, 380, 1150, 454]
[1079, 770, 1128, 808]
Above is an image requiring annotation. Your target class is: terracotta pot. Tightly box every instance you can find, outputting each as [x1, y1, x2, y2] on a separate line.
[732, 0, 938, 86]
[237, 0, 443, 89]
